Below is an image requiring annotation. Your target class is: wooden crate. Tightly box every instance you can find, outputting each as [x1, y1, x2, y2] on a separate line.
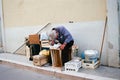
[33, 55, 48, 66]
[29, 34, 40, 44]
[41, 40, 50, 47]
[50, 49, 62, 67]
[82, 59, 99, 69]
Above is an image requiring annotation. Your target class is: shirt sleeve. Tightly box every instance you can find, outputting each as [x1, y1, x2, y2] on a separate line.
[61, 27, 73, 44]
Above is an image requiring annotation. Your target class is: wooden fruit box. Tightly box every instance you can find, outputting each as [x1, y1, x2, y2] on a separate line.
[33, 55, 48, 66]
[50, 49, 62, 67]
[29, 34, 40, 44]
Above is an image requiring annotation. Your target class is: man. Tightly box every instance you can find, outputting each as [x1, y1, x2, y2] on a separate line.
[49, 26, 74, 65]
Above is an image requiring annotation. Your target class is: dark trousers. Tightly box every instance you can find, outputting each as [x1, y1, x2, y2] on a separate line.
[29, 44, 40, 60]
[61, 40, 74, 66]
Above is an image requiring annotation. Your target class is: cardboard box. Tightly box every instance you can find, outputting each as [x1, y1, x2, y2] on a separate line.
[29, 34, 40, 44]
[33, 55, 48, 66]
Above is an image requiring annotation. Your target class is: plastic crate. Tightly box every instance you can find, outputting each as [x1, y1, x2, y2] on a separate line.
[65, 60, 82, 72]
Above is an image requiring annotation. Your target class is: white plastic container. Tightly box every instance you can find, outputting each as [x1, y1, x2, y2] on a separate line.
[65, 60, 82, 72]
[84, 50, 99, 61]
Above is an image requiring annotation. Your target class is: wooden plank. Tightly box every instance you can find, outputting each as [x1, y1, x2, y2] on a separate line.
[29, 34, 40, 44]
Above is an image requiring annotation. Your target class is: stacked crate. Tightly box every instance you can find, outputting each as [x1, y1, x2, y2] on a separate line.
[29, 34, 40, 44]
[81, 50, 99, 69]
[41, 40, 50, 48]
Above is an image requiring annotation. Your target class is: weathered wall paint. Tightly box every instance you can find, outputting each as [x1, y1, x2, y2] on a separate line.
[2, 0, 106, 27]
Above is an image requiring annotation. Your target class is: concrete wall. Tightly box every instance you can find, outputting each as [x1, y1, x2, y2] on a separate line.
[2, 0, 106, 27]
[2, 0, 106, 50]
[0, 19, 1, 47]
[118, 0, 120, 65]
[107, 0, 120, 67]
[0, 0, 4, 51]
[0, 0, 2, 46]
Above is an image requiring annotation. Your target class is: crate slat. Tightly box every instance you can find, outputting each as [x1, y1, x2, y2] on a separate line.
[82, 59, 99, 69]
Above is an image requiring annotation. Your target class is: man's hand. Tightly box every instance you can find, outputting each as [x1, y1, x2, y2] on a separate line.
[50, 40, 54, 46]
[60, 44, 66, 50]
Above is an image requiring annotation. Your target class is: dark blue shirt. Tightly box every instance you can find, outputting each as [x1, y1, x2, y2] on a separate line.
[54, 26, 73, 44]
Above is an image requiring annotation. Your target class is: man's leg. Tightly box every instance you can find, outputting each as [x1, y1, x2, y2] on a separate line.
[61, 40, 74, 66]
[29, 44, 40, 61]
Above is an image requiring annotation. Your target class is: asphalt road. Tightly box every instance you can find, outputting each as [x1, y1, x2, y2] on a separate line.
[0, 64, 62, 80]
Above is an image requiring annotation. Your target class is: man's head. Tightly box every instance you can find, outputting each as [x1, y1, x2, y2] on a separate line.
[52, 28, 59, 38]
[48, 30, 58, 41]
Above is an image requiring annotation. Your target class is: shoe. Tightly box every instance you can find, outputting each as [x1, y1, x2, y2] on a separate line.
[29, 57, 33, 61]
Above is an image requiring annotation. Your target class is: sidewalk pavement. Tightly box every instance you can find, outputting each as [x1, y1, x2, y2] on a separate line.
[0, 53, 120, 80]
